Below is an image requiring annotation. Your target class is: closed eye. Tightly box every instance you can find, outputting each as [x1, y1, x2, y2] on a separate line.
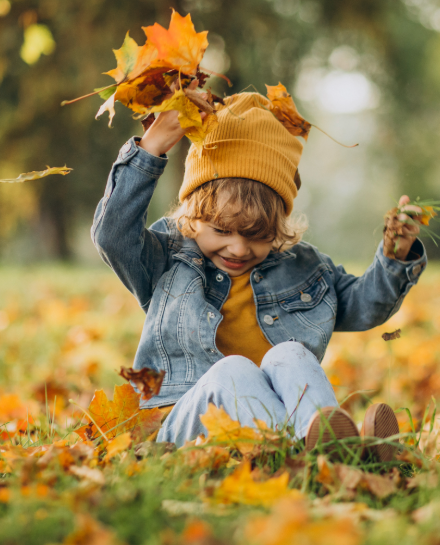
[211, 226, 231, 235]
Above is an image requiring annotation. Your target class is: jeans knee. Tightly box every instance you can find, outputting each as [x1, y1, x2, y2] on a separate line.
[202, 355, 260, 386]
[261, 341, 318, 369]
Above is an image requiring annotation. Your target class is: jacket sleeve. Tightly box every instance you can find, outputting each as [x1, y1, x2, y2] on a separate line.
[91, 137, 170, 311]
[323, 239, 427, 331]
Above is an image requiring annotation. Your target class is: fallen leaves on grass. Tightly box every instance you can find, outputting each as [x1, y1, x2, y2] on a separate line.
[74, 383, 162, 441]
[63, 513, 125, 545]
[210, 461, 303, 507]
[244, 497, 362, 545]
[316, 455, 398, 499]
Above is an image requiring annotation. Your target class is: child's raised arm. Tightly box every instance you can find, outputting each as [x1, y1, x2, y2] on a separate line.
[91, 80, 207, 311]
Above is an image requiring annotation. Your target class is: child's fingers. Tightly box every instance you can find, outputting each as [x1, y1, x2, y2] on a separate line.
[398, 195, 410, 207]
[396, 212, 420, 236]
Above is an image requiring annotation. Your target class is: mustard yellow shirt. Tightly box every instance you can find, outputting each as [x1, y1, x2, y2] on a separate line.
[216, 270, 273, 366]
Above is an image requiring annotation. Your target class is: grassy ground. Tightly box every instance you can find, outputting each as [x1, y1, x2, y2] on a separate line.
[1, 264, 440, 545]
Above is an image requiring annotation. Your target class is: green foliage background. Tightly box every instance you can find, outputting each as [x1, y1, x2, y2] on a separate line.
[0, 0, 439, 261]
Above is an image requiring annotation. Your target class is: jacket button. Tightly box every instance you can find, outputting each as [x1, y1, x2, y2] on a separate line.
[264, 315, 274, 325]
[301, 293, 312, 303]
[254, 272, 262, 283]
[216, 273, 224, 282]
[413, 264, 422, 276]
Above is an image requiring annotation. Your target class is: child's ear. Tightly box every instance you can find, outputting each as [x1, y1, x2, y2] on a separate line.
[294, 169, 302, 191]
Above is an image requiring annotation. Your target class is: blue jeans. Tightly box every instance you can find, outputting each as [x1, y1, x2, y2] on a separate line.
[157, 341, 338, 447]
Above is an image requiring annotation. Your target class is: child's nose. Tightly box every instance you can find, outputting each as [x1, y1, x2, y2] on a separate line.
[227, 239, 250, 258]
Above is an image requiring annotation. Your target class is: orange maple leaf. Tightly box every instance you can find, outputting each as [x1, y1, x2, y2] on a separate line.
[143, 10, 208, 76]
[75, 383, 162, 441]
[266, 82, 312, 140]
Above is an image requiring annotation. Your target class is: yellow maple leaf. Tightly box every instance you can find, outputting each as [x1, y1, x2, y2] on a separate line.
[148, 87, 202, 129]
[104, 432, 132, 461]
[185, 113, 219, 155]
[211, 461, 302, 507]
[143, 10, 208, 76]
[200, 403, 261, 455]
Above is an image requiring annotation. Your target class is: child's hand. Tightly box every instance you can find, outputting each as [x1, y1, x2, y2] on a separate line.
[383, 195, 422, 260]
[139, 79, 207, 157]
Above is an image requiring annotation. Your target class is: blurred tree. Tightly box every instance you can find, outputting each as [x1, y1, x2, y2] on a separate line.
[0, 0, 438, 259]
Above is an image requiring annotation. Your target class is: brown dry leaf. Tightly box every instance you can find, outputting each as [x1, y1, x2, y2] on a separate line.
[69, 465, 105, 485]
[245, 496, 361, 545]
[63, 513, 125, 545]
[266, 82, 311, 140]
[75, 383, 162, 441]
[382, 329, 401, 341]
[383, 207, 406, 259]
[0, 166, 72, 183]
[104, 432, 132, 461]
[143, 10, 208, 76]
[210, 461, 303, 507]
[406, 471, 438, 489]
[114, 73, 166, 116]
[316, 456, 397, 499]
[141, 113, 156, 133]
[119, 366, 165, 402]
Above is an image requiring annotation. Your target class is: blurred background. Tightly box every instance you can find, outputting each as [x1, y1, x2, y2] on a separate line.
[0, 0, 439, 264]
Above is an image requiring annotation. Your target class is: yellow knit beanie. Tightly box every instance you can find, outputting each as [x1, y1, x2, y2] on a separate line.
[180, 92, 303, 215]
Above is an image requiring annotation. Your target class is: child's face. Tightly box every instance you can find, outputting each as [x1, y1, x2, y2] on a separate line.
[193, 220, 273, 277]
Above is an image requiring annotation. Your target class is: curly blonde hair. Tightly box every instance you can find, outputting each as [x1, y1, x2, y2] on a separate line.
[169, 177, 307, 252]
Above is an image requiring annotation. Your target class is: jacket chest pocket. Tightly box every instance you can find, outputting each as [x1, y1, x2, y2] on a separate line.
[278, 276, 330, 313]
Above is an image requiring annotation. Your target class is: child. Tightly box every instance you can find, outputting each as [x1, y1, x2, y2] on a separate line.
[92, 89, 426, 459]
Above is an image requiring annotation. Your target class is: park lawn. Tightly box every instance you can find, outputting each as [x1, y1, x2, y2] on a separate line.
[0, 264, 440, 545]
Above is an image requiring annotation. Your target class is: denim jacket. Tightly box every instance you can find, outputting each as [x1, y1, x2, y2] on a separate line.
[92, 137, 427, 408]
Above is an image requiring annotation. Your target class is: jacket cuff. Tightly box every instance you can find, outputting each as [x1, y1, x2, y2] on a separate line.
[113, 136, 168, 176]
[377, 238, 427, 284]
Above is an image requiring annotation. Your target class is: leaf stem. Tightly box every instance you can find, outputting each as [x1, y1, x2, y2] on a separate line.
[311, 124, 359, 148]
[61, 83, 118, 106]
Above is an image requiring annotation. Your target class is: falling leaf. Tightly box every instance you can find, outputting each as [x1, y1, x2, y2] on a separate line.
[104, 432, 132, 461]
[211, 461, 302, 506]
[266, 82, 311, 140]
[143, 10, 208, 76]
[382, 329, 401, 341]
[20, 24, 56, 65]
[75, 383, 162, 441]
[118, 366, 165, 402]
[0, 166, 72, 183]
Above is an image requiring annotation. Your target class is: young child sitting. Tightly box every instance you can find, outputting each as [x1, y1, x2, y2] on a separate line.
[92, 87, 426, 460]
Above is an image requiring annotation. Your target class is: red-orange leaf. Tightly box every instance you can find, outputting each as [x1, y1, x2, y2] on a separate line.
[143, 10, 208, 76]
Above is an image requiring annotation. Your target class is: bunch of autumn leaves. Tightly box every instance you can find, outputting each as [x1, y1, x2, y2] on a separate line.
[72, 10, 312, 153]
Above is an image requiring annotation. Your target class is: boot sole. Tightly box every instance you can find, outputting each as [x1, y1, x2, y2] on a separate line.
[305, 406, 360, 454]
[361, 403, 399, 462]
